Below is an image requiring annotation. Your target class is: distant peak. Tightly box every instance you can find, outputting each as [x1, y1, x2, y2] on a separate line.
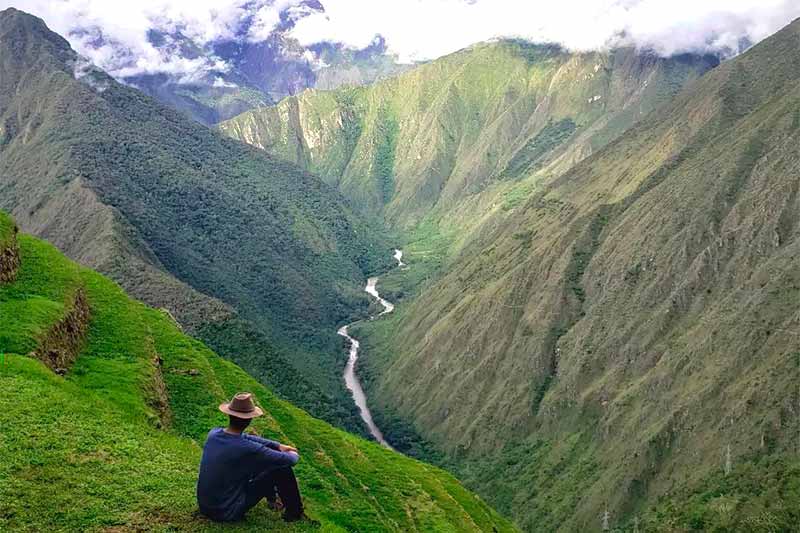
[0, 6, 35, 23]
[1, 7, 59, 35]
[0, 7, 73, 61]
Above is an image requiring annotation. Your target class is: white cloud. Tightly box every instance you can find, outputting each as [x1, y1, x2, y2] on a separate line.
[248, 0, 298, 41]
[4, 0, 800, 78]
[289, 0, 800, 62]
[1, 0, 292, 78]
[302, 49, 329, 70]
[212, 76, 238, 88]
[69, 55, 109, 92]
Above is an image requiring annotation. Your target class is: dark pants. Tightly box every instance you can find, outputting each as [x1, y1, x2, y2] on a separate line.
[244, 466, 303, 520]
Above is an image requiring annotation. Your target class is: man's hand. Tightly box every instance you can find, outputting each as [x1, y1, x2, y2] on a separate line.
[279, 444, 298, 454]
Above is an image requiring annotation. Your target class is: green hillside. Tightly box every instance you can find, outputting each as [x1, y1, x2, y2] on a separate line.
[219, 42, 719, 330]
[220, 41, 716, 234]
[352, 18, 800, 531]
[0, 213, 515, 532]
[0, 8, 388, 433]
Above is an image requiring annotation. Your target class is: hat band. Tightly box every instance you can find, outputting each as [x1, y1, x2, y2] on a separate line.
[231, 402, 254, 413]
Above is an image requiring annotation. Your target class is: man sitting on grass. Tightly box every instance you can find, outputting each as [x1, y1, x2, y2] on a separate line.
[197, 392, 306, 523]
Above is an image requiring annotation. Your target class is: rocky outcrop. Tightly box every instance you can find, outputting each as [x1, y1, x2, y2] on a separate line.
[0, 225, 20, 283]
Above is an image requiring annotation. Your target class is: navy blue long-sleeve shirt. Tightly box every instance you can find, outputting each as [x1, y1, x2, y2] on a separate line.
[197, 428, 299, 521]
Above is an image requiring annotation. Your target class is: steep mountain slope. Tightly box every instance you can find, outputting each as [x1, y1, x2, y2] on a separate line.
[355, 18, 800, 531]
[220, 41, 717, 231]
[0, 213, 515, 532]
[0, 8, 386, 432]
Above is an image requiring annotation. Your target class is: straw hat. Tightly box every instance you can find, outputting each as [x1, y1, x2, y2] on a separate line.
[219, 392, 264, 419]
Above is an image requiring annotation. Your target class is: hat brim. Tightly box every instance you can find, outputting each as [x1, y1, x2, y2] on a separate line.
[219, 403, 264, 419]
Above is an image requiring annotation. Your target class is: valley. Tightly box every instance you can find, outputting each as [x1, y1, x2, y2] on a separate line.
[219, 41, 718, 238]
[219, 14, 800, 532]
[2, 3, 800, 532]
[339, 249, 405, 448]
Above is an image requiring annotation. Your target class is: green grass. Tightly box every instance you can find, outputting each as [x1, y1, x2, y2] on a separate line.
[0, 222, 515, 532]
[373, 216, 456, 303]
[500, 180, 540, 211]
[0, 235, 82, 355]
[632, 455, 800, 532]
[458, 435, 600, 533]
[0, 211, 14, 248]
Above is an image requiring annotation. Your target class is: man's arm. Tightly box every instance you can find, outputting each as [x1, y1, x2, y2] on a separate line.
[244, 433, 281, 450]
[248, 441, 300, 469]
[245, 433, 299, 454]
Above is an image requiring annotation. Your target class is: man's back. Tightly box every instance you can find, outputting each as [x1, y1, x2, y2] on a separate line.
[197, 428, 298, 521]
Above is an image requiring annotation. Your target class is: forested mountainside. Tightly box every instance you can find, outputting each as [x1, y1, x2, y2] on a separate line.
[353, 17, 800, 532]
[0, 8, 389, 432]
[220, 40, 717, 232]
[0, 211, 514, 533]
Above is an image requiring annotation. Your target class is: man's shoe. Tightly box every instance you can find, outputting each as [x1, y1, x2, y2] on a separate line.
[267, 499, 284, 512]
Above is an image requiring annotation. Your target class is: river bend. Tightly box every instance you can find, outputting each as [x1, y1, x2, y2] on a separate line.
[338, 249, 404, 449]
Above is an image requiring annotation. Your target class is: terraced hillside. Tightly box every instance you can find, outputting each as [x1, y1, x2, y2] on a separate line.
[0, 8, 387, 432]
[0, 213, 515, 533]
[220, 41, 717, 232]
[354, 17, 800, 532]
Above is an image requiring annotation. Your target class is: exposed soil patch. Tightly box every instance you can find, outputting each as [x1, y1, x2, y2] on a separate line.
[32, 288, 90, 373]
[147, 353, 172, 429]
[0, 227, 20, 283]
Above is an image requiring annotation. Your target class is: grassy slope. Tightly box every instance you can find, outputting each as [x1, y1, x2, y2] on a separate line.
[0, 221, 515, 533]
[354, 19, 800, 532]
[0, 8, 390, 432]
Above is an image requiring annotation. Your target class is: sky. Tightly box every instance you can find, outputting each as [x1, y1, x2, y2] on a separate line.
[4, 0, 800, 79]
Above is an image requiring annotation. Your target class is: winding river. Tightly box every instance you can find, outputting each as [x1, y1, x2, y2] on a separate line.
[338, 249, 405, 449]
